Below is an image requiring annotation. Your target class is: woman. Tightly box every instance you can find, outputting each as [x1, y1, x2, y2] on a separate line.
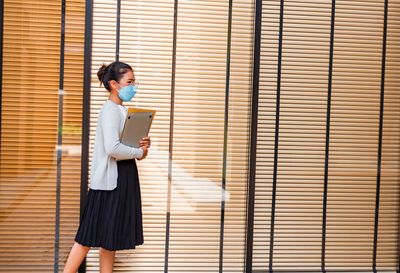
[63, 61, 150, 273]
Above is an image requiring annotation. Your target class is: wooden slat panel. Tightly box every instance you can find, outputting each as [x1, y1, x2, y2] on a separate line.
[0, 0, 61, 270]
[253, 0, 400, 272]
[0, 0, 85, 272]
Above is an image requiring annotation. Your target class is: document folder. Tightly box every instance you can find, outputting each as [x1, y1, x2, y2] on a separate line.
[121, 107, 156, 148]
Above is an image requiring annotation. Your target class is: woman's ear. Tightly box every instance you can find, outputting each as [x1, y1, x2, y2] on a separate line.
[109, 80, 119, 91]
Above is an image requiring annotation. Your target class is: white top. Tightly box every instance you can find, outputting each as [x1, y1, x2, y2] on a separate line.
[90, 100, 144, 190]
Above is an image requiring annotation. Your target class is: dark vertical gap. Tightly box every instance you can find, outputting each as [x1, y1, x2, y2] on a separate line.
[398, 173, 400, 273]
[0, 0, 3, 145]
[244, 0, 262, 272]
[219, 1, 233, 272]
[252, 266, 395, 273]
[373, 0, 388, 271]
[268, 1, 284, 272]
[398, 200, 400, 273]
[115, 0, 121, 61]
[54, 0, 67, 272]
[78, 0, 93, 271]
[398, 140, 400, 273]
[164, 1, 178, 272]
[398, 102, 400, 273]
[321, 0, 336, 272]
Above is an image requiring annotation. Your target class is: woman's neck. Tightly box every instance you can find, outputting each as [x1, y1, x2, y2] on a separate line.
[108, 93, 123, 105]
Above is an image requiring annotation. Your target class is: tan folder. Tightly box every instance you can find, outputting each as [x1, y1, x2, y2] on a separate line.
[120, 107, 156, 148]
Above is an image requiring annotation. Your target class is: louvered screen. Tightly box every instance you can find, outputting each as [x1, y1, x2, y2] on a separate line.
[1, 0, 399, 272]
[252, 0, 400, 272]
[0, 0, 85, 272]
[86, 0, 253, 272]
[58, 0, 86, 269]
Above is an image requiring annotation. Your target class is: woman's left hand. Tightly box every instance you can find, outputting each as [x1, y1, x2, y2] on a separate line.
[140, 137, 151, 148]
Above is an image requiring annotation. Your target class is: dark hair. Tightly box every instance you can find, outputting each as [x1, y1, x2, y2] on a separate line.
[97, 61, 133, 91]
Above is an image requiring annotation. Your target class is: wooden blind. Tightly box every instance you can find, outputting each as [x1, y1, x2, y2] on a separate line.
[86, 1, 172, 271]
[86, 0, 253, 272]
[58, 0, 86, 269]
[0, 0, 85, 272]
[2, 0, 399, 272]
[252, 0, 400, 272]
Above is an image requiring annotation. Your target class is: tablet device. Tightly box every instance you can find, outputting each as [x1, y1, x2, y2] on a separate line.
[121, 108, 156, 148]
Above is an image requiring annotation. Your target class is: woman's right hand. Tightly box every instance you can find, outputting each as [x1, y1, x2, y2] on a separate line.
[138, 146, 148, 160]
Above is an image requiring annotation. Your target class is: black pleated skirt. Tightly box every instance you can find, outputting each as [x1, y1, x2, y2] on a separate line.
[75, 159, 144, 251]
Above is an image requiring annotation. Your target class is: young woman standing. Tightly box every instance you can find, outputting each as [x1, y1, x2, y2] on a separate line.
[63, 61, 150, 273]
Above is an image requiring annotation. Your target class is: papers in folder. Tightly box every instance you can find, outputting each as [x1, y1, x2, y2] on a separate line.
[121, 108, 156, 148]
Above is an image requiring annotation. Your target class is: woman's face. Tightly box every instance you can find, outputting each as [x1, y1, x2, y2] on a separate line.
[117, 70, 135, 88]
[111, 69, 135, 92]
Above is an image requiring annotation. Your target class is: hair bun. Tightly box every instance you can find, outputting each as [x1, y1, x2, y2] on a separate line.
[96, 61, 133, 91]
[97, 64, 108, 82]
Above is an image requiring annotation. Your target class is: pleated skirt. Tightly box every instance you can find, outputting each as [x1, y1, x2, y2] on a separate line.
[75, 159, 144, 251]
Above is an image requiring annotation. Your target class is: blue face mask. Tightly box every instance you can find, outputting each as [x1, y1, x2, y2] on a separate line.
[117, 84, 137, 102]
